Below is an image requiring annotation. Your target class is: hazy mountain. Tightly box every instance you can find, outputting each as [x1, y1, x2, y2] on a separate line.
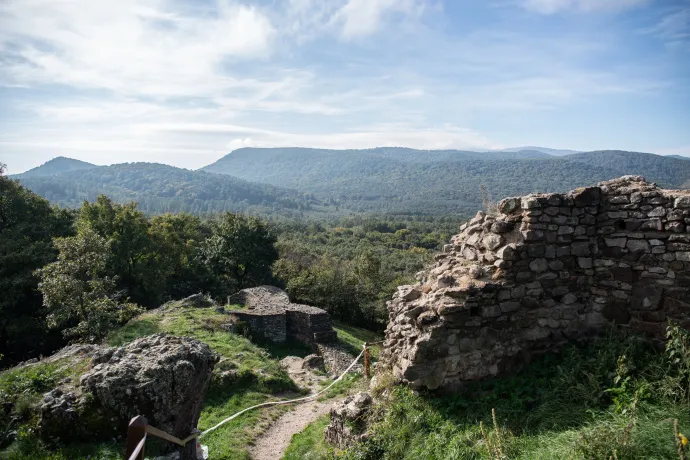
[15, 162, 330, 216]
[201, 147, 689, 215]
[667, 154, 690, 161]
[19, 156, 98, 177]
[563, 150, 690, 186]
[490, 146, 581, 156]
[17, 148, 688, 219]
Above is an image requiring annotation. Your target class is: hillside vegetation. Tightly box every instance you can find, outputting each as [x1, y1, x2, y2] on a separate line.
[204, 148, 690, 215]
[287, 326, 690, 460]
[14, 149, 690, 218]
[1, 169, 449, 366]
[19, 157, 97, 178]
[15, 162, 331, 217]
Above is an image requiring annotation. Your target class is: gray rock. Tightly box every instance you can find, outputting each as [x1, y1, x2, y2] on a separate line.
[497, 197, 520, 214]
[571, 242, 591, 257]
[497, 244, 518, 261]
[529, 258, 549, 273]
[80, 335, 218, 459]
[179, 293, 216, 309]
[675, 196, 690, 208]
[626, 239, 650, 253]
[491, 221, 515, 233]
[324, 392, 373, 449]
[483, 234, 504, 251]
[302, 354, 325, 371]
[39, 389, 80, 441]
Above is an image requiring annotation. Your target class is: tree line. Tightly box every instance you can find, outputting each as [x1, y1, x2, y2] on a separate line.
[1, 164, 456, 367]
[1, 164, 277, 365]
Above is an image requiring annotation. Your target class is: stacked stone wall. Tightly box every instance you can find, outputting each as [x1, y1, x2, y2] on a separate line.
[383, 176, 690, 390]
[232, 310, 287, 343]
[229, 286, 338, 346]
[287, 305, 338, 344]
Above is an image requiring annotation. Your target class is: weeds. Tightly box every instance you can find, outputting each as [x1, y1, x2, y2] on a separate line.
[480, 409, 510, 460]
[340, 325, 690, 460]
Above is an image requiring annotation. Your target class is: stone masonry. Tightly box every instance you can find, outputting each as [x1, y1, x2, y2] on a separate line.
[229, 286, 338, 346]
[382, 176, 690, 390]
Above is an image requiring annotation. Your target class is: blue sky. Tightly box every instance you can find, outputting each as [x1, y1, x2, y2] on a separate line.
[0, 0, 689, 174]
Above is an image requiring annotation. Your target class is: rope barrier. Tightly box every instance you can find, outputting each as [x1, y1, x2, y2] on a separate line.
[199, 347, 366, 439]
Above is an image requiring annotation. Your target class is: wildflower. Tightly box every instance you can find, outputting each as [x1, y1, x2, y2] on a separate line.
[681, 433, 688, 447]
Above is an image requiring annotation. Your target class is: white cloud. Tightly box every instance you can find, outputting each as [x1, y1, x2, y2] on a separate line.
[643, 4, 690, 50]
[0, 0, 275, 97]
[334, 0, 430, 39]
[522, 0, 650, 14]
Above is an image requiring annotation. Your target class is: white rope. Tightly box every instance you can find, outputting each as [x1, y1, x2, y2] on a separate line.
[199, 347, 366, 438]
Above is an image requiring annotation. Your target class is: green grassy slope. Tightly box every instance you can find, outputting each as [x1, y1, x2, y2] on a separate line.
[286, 327, 690, 460]
[1, 302, 380, 459]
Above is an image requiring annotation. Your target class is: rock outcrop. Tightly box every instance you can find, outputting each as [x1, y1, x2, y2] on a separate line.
[383, 176, 690, 390]
[39, 335, 218, 458]
[324, 392, 373, 449]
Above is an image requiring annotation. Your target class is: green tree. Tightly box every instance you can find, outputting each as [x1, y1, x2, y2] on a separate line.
[201, 213, 278, 293]
[0, 164, 75, 364]
[149, 213, 213, 298]
[79, 196, 165, 306]
[36, 227, 141, 343]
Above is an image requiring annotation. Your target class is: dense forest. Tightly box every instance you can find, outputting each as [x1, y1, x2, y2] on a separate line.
[15, 162, 332, 217]
[203, 148, 690, 214]
[0, 164, 454, 367]
[16, 149, 689, 219]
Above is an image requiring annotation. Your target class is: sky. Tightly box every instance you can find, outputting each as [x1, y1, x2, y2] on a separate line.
[0, 0, 689, 174]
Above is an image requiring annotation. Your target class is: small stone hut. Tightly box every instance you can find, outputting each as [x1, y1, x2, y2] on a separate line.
[229, 286, 337, 346]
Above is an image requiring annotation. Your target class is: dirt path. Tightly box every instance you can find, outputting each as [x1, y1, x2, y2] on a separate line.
[248, 356, 331, 460]
[248, 398, 331, 460]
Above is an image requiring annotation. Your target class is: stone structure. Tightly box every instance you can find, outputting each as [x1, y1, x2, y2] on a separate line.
[230, 286, 338, 346]
[40, 335, 218, 460]
[382, 176, 690, 390]
[324, 392, 373, 448]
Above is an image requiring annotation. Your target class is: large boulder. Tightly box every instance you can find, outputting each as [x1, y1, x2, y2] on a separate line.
[40, 335, 218, 458]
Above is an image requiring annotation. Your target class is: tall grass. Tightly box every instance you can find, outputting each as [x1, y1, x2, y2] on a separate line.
[339, 324, 690, 460]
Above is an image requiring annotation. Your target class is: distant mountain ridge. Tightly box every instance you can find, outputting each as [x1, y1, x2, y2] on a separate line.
[12, 147, 690, 218]
[201, 147, 690, 215]
[19, 156, 98, 177]
[15, 162, 329, 216]
[489, 146, 581, 156]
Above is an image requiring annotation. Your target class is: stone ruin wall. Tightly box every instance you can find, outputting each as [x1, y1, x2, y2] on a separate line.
[382, 176, 690, 390]
[229, 286, 337, 346]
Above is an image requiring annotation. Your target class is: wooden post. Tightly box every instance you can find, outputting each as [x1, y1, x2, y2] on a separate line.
[125, 415, 147, 460]
[364, 343, 370, 379]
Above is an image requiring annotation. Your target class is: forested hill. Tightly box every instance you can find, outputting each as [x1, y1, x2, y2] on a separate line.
[14, 149, 690, 218]
[202, 148, 690, 215]
[565, 150, 690, 186]
[19, 156, 98, 177]
[14, 162, 329, 216]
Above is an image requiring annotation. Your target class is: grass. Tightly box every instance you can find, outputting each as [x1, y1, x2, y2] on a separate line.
[111, 305, 302, 459]
[1, 303, 383, 459]
[317, 373, 364, 401]
[1, 304, 301, 460]
[338, 327, 690, 460]
[0, 357, 93, 458]
[333, 321, 383, 359]
[283, 415, 333, 460]
[0, 303, 377, 459]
